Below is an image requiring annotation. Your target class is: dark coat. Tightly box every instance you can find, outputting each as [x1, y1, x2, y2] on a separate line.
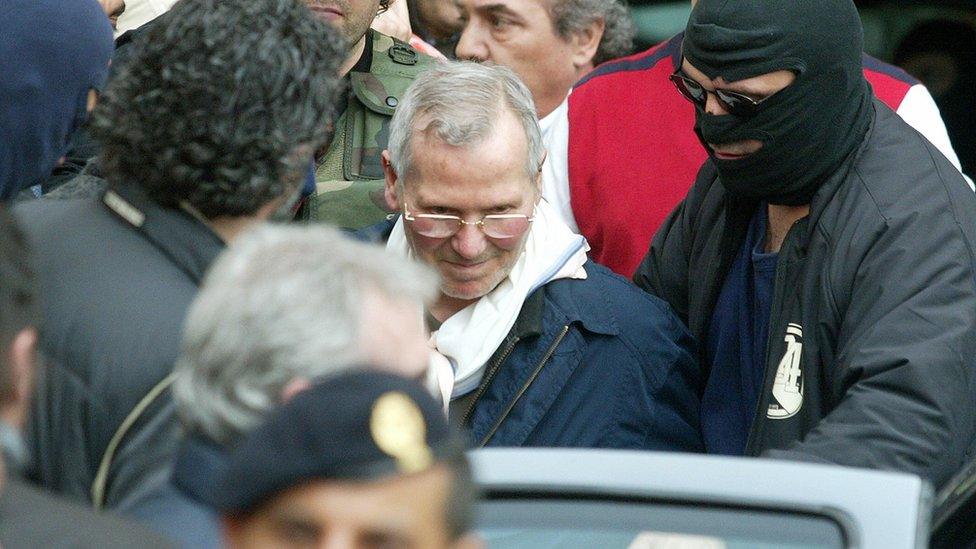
[461, 262, 704, 452]
[15, 183, 224, 508]
[122, 435, 225, 549]
[634, 100, 976, 489]
[0, 476, 174, 548]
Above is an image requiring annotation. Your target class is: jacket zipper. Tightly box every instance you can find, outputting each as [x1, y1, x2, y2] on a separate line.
[461, 336, 522, 427]
[744, 221, 801, 455]
[479, 325, 571, 447]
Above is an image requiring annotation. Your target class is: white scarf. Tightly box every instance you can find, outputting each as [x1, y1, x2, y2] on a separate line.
[387, 199, 589, 406]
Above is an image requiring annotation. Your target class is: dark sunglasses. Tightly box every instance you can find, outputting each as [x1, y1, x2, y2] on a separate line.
[669, 69, 772, 117]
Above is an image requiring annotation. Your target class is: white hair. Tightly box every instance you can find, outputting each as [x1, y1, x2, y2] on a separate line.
[387, 61, 545, 182]
[172, 224, 438, 446]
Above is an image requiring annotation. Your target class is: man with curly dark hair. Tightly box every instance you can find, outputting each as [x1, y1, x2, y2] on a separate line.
[15, 0, 345, 512]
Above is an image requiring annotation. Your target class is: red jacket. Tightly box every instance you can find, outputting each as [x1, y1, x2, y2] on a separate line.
[567, 34, 925, 277]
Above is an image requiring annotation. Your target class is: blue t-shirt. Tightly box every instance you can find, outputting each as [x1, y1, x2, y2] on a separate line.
[701, 204, 779, 455]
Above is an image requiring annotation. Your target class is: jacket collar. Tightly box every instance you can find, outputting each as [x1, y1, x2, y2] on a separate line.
[509, 286, 545, 340]
[101, 183, 225, 284]
[801, 99, 879, 242]
[538, 263, 619, 337]
[171, 434, 228, 507]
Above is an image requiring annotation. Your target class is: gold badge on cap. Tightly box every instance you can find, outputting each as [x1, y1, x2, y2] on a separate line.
[370, 392, 434, 474]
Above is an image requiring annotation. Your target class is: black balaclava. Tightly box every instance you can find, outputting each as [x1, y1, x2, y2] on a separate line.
[0, 0, 114, 201]
[684, 0, 873, 205]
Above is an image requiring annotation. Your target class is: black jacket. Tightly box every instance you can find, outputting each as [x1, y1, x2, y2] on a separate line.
[15, 184, 224, 508]
[634, 100, 976, 489]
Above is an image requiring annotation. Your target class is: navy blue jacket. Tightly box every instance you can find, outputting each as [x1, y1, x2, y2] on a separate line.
[459, 262, 704, 452]
[123, 435, 225, 549]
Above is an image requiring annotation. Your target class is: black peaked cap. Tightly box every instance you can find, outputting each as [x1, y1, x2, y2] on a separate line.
[213, 370, 467, 514]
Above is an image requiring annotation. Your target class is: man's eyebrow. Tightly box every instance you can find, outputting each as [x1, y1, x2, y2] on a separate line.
[411, 195, 452, 211]
[722, 81, 775, 97]
[475, 3, 522, 19]
[486, 201, 521, 211]
[270, 508, 319, 524]
[716, 86, 767, 102]
[723, 72, 796, 97]
[360, 529, 410, 548]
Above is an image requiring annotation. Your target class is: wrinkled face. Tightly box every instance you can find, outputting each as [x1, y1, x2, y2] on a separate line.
[359, 290, 430, 382]
[455, 0, 577, 118]
[224, 466, 456, 549]
[681, 59, 796, 160]
[390, 112, 539, 315]
[307, 0, 381, 45]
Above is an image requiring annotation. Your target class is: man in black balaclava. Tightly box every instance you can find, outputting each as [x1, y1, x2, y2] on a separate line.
[634, 0, 976, 490]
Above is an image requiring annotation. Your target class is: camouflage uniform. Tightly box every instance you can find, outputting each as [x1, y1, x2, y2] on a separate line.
[303, 29, 436, 229]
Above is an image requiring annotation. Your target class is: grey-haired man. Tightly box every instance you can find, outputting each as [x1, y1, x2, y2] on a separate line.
[380, 61, 703, 452]
[125, 225, 438, 548]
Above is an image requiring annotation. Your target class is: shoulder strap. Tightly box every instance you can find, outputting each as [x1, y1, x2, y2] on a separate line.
[348, 30, 437, 116]
[90, 372, 178, 509]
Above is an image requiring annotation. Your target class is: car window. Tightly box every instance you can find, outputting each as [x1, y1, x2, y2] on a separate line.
[477, 497, 847, 548]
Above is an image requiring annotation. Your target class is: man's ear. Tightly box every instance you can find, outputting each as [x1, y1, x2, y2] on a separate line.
[86, 89, 99, 114]
[381, 150, 401, 212]
[2, 328, 38, 428]
[221, 516, 246, 549]
[9, 328, 37, 404]
[569, 18, 606, 72]
[280, 377, 312, 403]
[534, 149, 547, 196]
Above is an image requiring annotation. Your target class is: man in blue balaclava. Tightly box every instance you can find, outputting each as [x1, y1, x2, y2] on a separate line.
[634, 0, 976, 490]
[0, 0, 114, 201]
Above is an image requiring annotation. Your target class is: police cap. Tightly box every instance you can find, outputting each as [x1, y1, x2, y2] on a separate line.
[213, 370, 467, 514]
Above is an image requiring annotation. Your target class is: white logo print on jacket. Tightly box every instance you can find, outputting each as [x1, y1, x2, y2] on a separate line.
[767, 323, 803, 419]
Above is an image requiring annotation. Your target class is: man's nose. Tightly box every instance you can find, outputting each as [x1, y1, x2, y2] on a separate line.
[455, 22, 488, 62]
[451, 222, 488, 259]
[704, 91, 729, 116]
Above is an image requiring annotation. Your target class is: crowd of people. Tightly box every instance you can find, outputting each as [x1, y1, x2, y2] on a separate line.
[1, 0, 974, 546]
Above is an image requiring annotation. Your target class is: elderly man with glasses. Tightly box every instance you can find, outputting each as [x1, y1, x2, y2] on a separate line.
[379, 61, 703, 451]
[634, 0, 976, 490]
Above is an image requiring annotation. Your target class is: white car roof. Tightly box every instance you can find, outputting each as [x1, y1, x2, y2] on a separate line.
[470, 448, 931, 549]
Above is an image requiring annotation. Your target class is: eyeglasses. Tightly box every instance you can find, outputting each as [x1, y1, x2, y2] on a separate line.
[403, 203, 534, 239]
[669, 69, 773, 117]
